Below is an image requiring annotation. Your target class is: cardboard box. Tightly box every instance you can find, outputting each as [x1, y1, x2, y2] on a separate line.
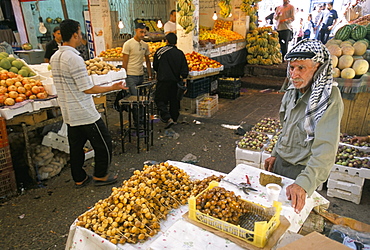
[5, 109, 48, 126]
[278, 231, 351, 250]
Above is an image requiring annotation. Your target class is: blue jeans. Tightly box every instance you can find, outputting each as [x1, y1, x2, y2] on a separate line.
[126, 75, 144, 126]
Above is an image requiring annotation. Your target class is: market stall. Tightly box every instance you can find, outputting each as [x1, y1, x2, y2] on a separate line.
[65, 161, 329, 250]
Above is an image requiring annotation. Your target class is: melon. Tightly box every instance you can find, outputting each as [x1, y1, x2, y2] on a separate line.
[340, 41, 353, 47]
[332, 55, 338, 68]
[341, 68, 356, 79]
[341, 45, 355, 55]
[326, 39, 342, 47]
[333, 68, 340, 78]
[350, 25, 367, 40]
[334, 25, 352, 40]
[328, 45, 342, 57]
[352, 59, 369, 75]
[353, 41, 367, 56]
[338, 55, 354, 69]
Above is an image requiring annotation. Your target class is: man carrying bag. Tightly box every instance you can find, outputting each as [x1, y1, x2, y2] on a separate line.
[153, 33, 189, 129]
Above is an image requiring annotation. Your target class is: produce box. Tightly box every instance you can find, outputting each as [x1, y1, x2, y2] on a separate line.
[196, 94, 218, 117]
[188, 181, 281, 248]
[235, 147, 261, 168]
[4, 108, 47, 125]
[329, 171, 364, 185]
[0, 168, 17, 198]
[185, 77, 211, 98]
[327, 178, 363, 195]
[0, 101, 33, 120]
[32, 97, 59, 111]
[327, 188, 362, 204]
[109, 68, 126, 81]
[42, 132, 69, 153]
[91, 73, 112, 86]
[218, 77, 241, 99]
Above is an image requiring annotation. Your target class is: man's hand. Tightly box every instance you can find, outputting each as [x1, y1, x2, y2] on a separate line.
[286, 183, 306, 213]
[264, 156, 276, 172]
[112, 81, 128, 90]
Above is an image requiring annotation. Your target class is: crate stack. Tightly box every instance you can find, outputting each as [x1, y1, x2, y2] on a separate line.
[327, 141, 370, 204]
[0, 117, 17, 198]
[217, 77, 241, 99]
[182, 77, 211, 113]
[196, 94, 218, 117]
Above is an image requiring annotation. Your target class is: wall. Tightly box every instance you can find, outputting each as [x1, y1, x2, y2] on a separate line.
[65, 0, 88, 34]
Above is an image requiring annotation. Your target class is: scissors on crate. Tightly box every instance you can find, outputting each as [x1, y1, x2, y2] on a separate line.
[222, 175, 258, 195]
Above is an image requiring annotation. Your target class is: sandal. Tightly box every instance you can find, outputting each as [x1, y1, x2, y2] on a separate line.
[75, 175, 92, 189]
[93, 174, 118, 186]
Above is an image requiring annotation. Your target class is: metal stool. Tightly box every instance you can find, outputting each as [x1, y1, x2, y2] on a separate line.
[118, 81, 155, 153]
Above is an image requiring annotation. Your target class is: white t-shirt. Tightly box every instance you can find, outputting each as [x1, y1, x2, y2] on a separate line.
[164, 21, 176, 33]
[122, 38, 149, 76]
[50, 46, 100, 126]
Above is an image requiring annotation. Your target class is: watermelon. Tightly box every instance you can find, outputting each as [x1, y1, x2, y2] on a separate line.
[366, 23, 370, 36]
[335, 25, 352, 40]
[350, 25, 367, 40]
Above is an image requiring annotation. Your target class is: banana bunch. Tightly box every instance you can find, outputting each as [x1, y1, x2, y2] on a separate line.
[218, 0, 231, 18]
[177, 0, 195, 34]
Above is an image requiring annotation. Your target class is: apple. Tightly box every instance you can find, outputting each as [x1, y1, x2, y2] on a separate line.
[17, 86, 26, 94]
[15, 96, 24, 103]
[0, 94, 6, 104]
[24, 83, 32, 90]
[29, 95, 36, 100]
[8, 91, 18, 99]
[14, 82, 22, 87]
[5, 79, 15, 86]
[25, 90, 32, 97]
[8, 85, 17, 92]
[36, 92, 47, 99]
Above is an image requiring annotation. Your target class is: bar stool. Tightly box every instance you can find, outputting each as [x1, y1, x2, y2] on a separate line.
[118, 81, 155, 153]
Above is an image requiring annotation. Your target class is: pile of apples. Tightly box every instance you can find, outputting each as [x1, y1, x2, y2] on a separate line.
[185, 52, 222, 72]
[252, 117, 282, 134]
[0, 71, 48, 106]
[238, 131, 269, 150]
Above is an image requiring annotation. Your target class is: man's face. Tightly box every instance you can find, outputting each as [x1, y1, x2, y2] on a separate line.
[54, 30, 62, 43]
[283, 0, 289, 5]
[135, 28, 146, 40]
[327, 4, 332, 10]
[170, 12, 176, 22]
[75, 27, 83, 46]
[289, 60, 320, 90]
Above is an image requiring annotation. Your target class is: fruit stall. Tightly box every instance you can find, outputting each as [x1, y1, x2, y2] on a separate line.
[325, 20, 370, 136]
[65, 160, 330, 249]
[0, 51, 126, 186]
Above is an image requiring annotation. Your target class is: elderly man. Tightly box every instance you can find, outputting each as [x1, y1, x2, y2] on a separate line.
[265, 39, 344, 213]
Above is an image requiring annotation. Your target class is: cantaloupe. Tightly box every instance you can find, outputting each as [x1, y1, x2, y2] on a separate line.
[328, 45, 342, 57]
[341, 68, 356, 79]
[341, 45, 355, 55]
[352, 59, 369, 75]
[332, 55, 338, 68]
[333, 68, 341, 78]
[340, 41, 353, 47]
[338, 55, 354, 69]
[353, 41, 367, 56]
[326, 39, 342, 47]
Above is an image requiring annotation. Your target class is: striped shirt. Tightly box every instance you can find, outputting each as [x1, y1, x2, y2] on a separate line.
[50, 46, 100, 126]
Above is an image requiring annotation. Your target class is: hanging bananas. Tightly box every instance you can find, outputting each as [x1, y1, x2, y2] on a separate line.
[218, 0, 232, 18]
[177, 0, 196, 34]
[240, 0, 262, 31]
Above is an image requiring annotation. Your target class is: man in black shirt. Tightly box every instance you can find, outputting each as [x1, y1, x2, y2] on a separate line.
[44, 26, 62, 63]
[153, 33, 189, 129]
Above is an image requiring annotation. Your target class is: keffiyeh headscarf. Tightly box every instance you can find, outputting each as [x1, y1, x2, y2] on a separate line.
[285, 39, 333, 141]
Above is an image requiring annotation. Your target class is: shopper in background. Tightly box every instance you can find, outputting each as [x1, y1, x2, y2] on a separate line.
[44, 26, 62, 63]
[122, 22, 153, 128]
[50, 19, 126, 188]
[274, 0, 295, 61]
[164, 10, 176, 34]
[318, 2, 338, 44]
[153, 33, 188, 129]
[303, 14, 315, 39]
[264, 39, 344, 213]
[76, 32, 89, 61]
[312, 4, 324, 40]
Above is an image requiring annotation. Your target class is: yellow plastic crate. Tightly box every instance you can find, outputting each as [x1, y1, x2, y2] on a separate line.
[188, 181, 281, 248]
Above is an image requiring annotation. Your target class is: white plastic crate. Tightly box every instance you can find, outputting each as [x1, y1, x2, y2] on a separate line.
[32, 97, 59, 111]
[359, 168, 370, 179]
[260, 152, 271, 170]
[327, 179, 363, 196]
[0, 101, 33, 120]
[331, 164, 362, 176]
[327, 188, 362, 204]
[235, 146, 261, 163]
[109, 68, 126, 81]
[42, 132, 69, 153]
[329, 171, 364, 185]
[91, 73, 112, 85]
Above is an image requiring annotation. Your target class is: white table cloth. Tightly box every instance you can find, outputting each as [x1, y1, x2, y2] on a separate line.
[65, 161, 329, 250]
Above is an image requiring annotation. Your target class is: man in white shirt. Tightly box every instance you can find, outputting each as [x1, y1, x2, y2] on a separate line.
[50, 19, 126, 188]
[164, 10, 176, 34]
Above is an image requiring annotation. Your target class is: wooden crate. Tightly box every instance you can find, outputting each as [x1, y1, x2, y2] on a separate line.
[340, 92, 370, 135]
[5, 110, 48, 126]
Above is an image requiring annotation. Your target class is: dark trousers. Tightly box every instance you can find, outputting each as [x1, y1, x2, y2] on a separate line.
[155, 81, 180, 122]
[273, 154, 306, 180]
[67, 118, 112, 182]
[126, 75, 144, 126]
[319, 27, 330, 44]
[278, 29, 292, 60]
